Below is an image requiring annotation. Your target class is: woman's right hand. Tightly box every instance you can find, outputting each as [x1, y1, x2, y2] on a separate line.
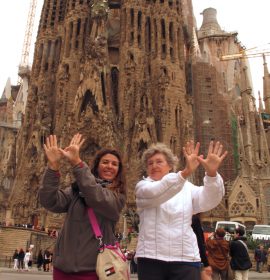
[43, 135, 62, 171]
[181, 140, 201, 179]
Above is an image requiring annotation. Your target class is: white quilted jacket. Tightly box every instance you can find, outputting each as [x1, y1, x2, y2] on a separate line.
[135, 172, 224, 262]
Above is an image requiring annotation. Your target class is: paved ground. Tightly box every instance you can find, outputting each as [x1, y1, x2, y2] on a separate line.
[0, 267, 269, 279]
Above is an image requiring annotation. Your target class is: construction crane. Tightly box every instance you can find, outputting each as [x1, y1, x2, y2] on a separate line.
[220, 44, 270, 61]
[18, 0, 37, 80]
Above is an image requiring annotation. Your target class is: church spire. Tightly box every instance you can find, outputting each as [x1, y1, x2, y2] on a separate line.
[263, 54, 270, 112]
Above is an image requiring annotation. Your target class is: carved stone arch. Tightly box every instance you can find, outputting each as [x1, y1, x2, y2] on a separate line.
[137, 139, 148, 159]
[79, 89, 99, 118]
[80, 140, 101, 163]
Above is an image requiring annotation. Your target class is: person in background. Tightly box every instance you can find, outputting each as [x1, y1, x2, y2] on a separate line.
[254, 244, 267, 273]
[230, 228, 252, 280]
[206, 228, 229, 280]
[37, 249, 44, 271]
[24, 249, 31, 271]
[39, 133, 126, 280]
[18, 248, 25, 271]
[135, 140, 227, 280]
[267, 247, 270, 272]
[12, 249, 19, 270]
[192, 214, 212, 280]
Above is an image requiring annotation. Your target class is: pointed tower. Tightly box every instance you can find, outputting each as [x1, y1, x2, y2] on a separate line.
[263, 54, 270, 112]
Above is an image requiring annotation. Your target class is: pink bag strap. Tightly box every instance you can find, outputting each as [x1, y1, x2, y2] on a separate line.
[87, 208, 103, 240]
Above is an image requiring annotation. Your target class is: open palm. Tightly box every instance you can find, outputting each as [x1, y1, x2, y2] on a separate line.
[43, 135, 62, 170]
[59, 133, 85, 165]
[183, 141, 201, 174]
[198, 141, 228, 177]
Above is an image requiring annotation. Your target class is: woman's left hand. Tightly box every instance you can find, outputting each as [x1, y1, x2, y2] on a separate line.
[59, 133, 85, 166]
[197, 141, 228, 177]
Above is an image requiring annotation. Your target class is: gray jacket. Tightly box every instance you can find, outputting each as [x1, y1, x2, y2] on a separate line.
[39, 162, 126, 273]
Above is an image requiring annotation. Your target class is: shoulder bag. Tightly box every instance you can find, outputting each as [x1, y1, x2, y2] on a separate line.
[87, 208, 130, 280]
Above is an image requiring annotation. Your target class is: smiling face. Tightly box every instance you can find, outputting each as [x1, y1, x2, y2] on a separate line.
[146, 152, 171, 181]
[97, 153, 120, 181]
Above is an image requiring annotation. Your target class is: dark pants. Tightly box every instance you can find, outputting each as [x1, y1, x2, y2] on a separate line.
[53, 267, 98, 280]
[137, 258, 201, 280]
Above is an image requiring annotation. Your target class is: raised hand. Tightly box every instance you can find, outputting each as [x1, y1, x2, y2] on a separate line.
[181, 141, 201, 179]
[197, 141, 228, 177]
[44, 135, 62, 170]
[59, 133, 85, 166]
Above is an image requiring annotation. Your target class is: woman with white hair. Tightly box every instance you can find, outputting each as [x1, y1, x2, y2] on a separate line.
[135, 141, 227, 280]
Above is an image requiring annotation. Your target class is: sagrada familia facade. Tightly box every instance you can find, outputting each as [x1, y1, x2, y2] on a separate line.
[1, 0, 270, 232]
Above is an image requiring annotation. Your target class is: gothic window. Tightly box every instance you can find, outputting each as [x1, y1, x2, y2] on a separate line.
[169, 22, 174, 43]
[130, 9, 134, 27]
[54, 38, 62, 69]
[44, 40, 51, 71]
[145, 17, 151, 53]
[161, 19, 166, 39]
[66, 22, 73, 57]
[231, 203, 241, 215]
[101, 72, 106, 105]
[170, 47, 174, 61]
[176, 0, 180, 14]
[76, 18, 81, 36]
[168, 0, 173, 8]
[72, 0, 76, 9]
[162, 44, 166, 59]
[75, 18, 81, 49]
[80, 90, 99, 115]
[36, 43, 43, 74]
[111, 67, 119, 114]
[122, 9, 127, 42]
[236, 191, 247, 204]
[177, 28, 181, 63]
[244, 202, 255, 214]
[138, 11, 142, 30]
[154, 19, 158, 56]
[58, 0, 65, 21]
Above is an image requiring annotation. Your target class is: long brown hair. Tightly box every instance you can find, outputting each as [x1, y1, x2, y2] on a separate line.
[91, 149, 126, 196]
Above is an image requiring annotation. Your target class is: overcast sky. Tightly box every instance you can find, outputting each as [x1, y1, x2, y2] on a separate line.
[0, 0, 269, 102]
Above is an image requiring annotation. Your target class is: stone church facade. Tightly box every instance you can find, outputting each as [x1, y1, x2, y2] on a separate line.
[1, 0, 270, 233]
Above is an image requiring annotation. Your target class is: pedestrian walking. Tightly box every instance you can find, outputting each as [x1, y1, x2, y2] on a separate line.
[24, 249, 31, 271]
[230, 228, 252, 280]
[37, 249, 44, 271]
[17, 248, 25, 271]
[12, 249, 19, 270]
[206, 228, 229, 280]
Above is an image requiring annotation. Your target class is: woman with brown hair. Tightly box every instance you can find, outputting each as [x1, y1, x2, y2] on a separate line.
[39, 133, 126, 280]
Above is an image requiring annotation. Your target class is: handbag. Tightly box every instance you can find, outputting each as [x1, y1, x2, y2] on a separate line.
[87, 208, 130, 280]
